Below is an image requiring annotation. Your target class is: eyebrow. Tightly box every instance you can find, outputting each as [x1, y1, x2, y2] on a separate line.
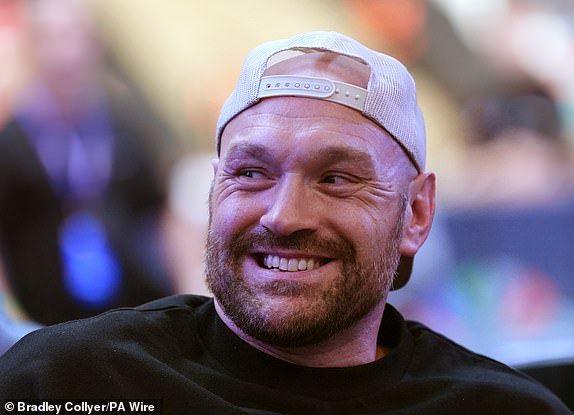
[319, 146, 375, 168]
[224, 142, 273, 163]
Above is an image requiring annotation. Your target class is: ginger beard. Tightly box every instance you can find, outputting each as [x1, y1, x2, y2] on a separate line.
[205, 199, 406, 348]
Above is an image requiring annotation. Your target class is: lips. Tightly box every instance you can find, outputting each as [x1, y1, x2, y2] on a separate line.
[259, 254, 330, 272]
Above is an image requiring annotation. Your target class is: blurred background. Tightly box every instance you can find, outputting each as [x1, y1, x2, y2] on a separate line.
[0, 0, 573, 377]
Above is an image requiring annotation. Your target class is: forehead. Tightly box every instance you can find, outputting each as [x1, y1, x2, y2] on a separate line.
[220, 96, 407, 171]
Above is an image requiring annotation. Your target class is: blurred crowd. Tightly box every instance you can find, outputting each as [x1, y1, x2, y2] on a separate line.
[1, 0, 573, 363]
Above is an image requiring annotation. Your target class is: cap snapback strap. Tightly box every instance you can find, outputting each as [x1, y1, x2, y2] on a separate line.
[258, 75, 367, 112]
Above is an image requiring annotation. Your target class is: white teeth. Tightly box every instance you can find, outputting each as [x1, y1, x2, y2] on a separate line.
[307, 259, 315, 270]
[287, 259, 299, 271]
[262, 255, 322, 272]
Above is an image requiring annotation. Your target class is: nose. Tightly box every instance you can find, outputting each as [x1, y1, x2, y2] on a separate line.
[259, 174, 317, 236]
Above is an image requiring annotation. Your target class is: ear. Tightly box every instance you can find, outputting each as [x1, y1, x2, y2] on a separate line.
[400, 172, 436, 257]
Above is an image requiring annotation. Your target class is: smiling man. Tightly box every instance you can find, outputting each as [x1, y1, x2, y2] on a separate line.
[205, 49, 431, 366]
[0, 31, 570, 414]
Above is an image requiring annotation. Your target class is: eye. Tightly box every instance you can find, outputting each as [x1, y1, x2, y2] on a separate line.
[321, 174, 353, 185]
[233, 168, 273, 190]
[318, 172, 364, 197]
[239, 169, 266, 179]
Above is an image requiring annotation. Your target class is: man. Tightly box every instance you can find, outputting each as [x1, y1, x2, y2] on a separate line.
[0, 31, 570, 414]
[0, 0, 174, 325]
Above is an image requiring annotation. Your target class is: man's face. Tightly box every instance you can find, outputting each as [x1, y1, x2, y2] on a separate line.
[206, 97, 411, 347]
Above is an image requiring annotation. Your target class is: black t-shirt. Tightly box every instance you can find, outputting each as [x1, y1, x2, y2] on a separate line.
[0, 295, 570, 414]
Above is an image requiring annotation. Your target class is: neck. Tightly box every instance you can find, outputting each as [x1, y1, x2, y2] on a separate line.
[215, 300, 388, 368]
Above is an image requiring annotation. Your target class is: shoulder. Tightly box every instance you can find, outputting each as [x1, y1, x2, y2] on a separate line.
[0, 119, 37, 178]
[0, 119, 26, 154]
[406, 319, 520, 377]
[405, 320, 570, 412]
[24, 294, 211, 347]
[0, 295, 212, 382]
[0, 118, 23, 137]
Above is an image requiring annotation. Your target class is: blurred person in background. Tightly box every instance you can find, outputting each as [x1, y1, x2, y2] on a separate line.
[458, 79, 574, 208]
[342, 0, 504, 201]
[0, 0, 178, 326]
[451, 0, 574, 208]
[343, 0, 497, 102]
[344, 0, 574, 207]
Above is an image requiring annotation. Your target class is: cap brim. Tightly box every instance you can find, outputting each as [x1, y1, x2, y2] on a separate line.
[392, 255, 413, 290]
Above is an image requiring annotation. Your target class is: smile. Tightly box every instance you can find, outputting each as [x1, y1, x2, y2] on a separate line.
[260, 254, 330, 272]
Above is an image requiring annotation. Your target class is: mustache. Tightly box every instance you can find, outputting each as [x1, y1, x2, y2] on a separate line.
[223, 227, 356, 258]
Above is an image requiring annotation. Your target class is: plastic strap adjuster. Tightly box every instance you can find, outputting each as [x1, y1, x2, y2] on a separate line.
[258, 75, 367, 112]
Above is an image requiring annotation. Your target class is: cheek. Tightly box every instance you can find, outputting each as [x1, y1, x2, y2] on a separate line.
[336, 208, 401, 250]
[210, 194, 263, 234]
[331, 203, 387, 234]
